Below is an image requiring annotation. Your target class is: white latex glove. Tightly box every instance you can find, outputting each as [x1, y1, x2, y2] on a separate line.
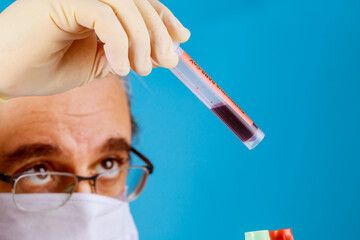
[0, 0, 190, 101]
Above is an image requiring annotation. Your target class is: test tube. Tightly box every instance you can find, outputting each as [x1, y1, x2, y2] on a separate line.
[170, 42, 265, 150]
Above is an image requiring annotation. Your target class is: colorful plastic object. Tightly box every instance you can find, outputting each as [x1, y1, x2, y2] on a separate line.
[245, 230, 271, 240]
[269, 228, 294, 240]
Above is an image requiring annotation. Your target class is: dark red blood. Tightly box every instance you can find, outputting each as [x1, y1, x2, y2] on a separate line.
[211, 103, 257, 142]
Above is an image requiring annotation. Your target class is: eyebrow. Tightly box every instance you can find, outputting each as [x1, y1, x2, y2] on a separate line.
[0, 143, 60, 173]
[100, 137, 131, 153]
[0, 137, 130, 173]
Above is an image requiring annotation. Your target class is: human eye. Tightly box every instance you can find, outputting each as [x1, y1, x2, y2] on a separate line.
[95, 156, 128, 178]
[21, 164, 53, 186]
[95, 157, 121, 172]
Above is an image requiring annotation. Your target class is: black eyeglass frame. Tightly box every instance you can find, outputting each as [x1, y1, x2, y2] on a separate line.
[0, 147, 153, 208]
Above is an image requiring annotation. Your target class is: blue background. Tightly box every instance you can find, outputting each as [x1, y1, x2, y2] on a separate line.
[1, 0, 360, 239]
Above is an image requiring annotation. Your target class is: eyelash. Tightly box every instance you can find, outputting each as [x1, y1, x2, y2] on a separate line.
[102, 156, 129, 165]
[16, 161, 54, 175]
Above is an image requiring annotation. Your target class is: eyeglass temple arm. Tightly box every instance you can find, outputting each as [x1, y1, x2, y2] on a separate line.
[0, 173, 16, 185]
[130, 148, 154, 174]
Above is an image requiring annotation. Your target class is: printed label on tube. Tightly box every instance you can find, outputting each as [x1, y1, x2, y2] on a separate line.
[180, 52, 253, 126]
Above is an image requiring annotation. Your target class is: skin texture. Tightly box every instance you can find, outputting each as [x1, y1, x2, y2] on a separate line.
[0, 74, 132, 194]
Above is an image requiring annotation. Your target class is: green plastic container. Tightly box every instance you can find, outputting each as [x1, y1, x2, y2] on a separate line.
[245, 230, 271, 240]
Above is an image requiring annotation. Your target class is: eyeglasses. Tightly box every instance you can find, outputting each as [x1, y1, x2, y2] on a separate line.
[0, 147, 153, 212]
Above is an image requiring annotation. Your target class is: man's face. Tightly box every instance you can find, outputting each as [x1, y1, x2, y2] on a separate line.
[0, 74, 132, 195]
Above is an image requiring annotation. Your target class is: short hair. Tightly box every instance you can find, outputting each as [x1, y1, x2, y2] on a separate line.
[116, 75, 139, 138]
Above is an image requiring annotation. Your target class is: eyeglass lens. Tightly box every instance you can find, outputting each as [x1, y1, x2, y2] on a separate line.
[97, 167, 148, 201]
[13, 167, 148, 211]
[14, 173, 77, 211]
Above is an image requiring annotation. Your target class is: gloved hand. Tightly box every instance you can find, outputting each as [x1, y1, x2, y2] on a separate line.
[0, 0, 190, 100]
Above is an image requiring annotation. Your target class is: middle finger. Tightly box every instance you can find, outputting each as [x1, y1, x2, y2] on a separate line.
[99, 0, 152, 76]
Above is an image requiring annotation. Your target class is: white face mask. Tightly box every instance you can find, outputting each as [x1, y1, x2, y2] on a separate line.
[0, 193, 139, 240]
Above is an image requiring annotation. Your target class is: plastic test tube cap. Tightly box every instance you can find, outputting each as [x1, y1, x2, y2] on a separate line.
[269, 229, 294, 240]
[245, 230, 270, 240]
[244, 128, 265, 150]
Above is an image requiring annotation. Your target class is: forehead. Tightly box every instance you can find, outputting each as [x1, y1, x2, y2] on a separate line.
[0, 75, 132, 154]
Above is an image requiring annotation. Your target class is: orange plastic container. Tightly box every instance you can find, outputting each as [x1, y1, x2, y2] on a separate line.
[269, 229, 294, 240]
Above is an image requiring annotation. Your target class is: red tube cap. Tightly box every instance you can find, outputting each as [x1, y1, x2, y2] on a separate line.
[269, 229, 294, 240]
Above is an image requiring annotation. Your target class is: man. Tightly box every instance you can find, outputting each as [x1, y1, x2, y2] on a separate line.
[0, 0, 189, 238]
[0, 74, 151, 239]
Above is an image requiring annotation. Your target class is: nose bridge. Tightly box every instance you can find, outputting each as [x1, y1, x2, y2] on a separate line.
[74, 177, 96, 194]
